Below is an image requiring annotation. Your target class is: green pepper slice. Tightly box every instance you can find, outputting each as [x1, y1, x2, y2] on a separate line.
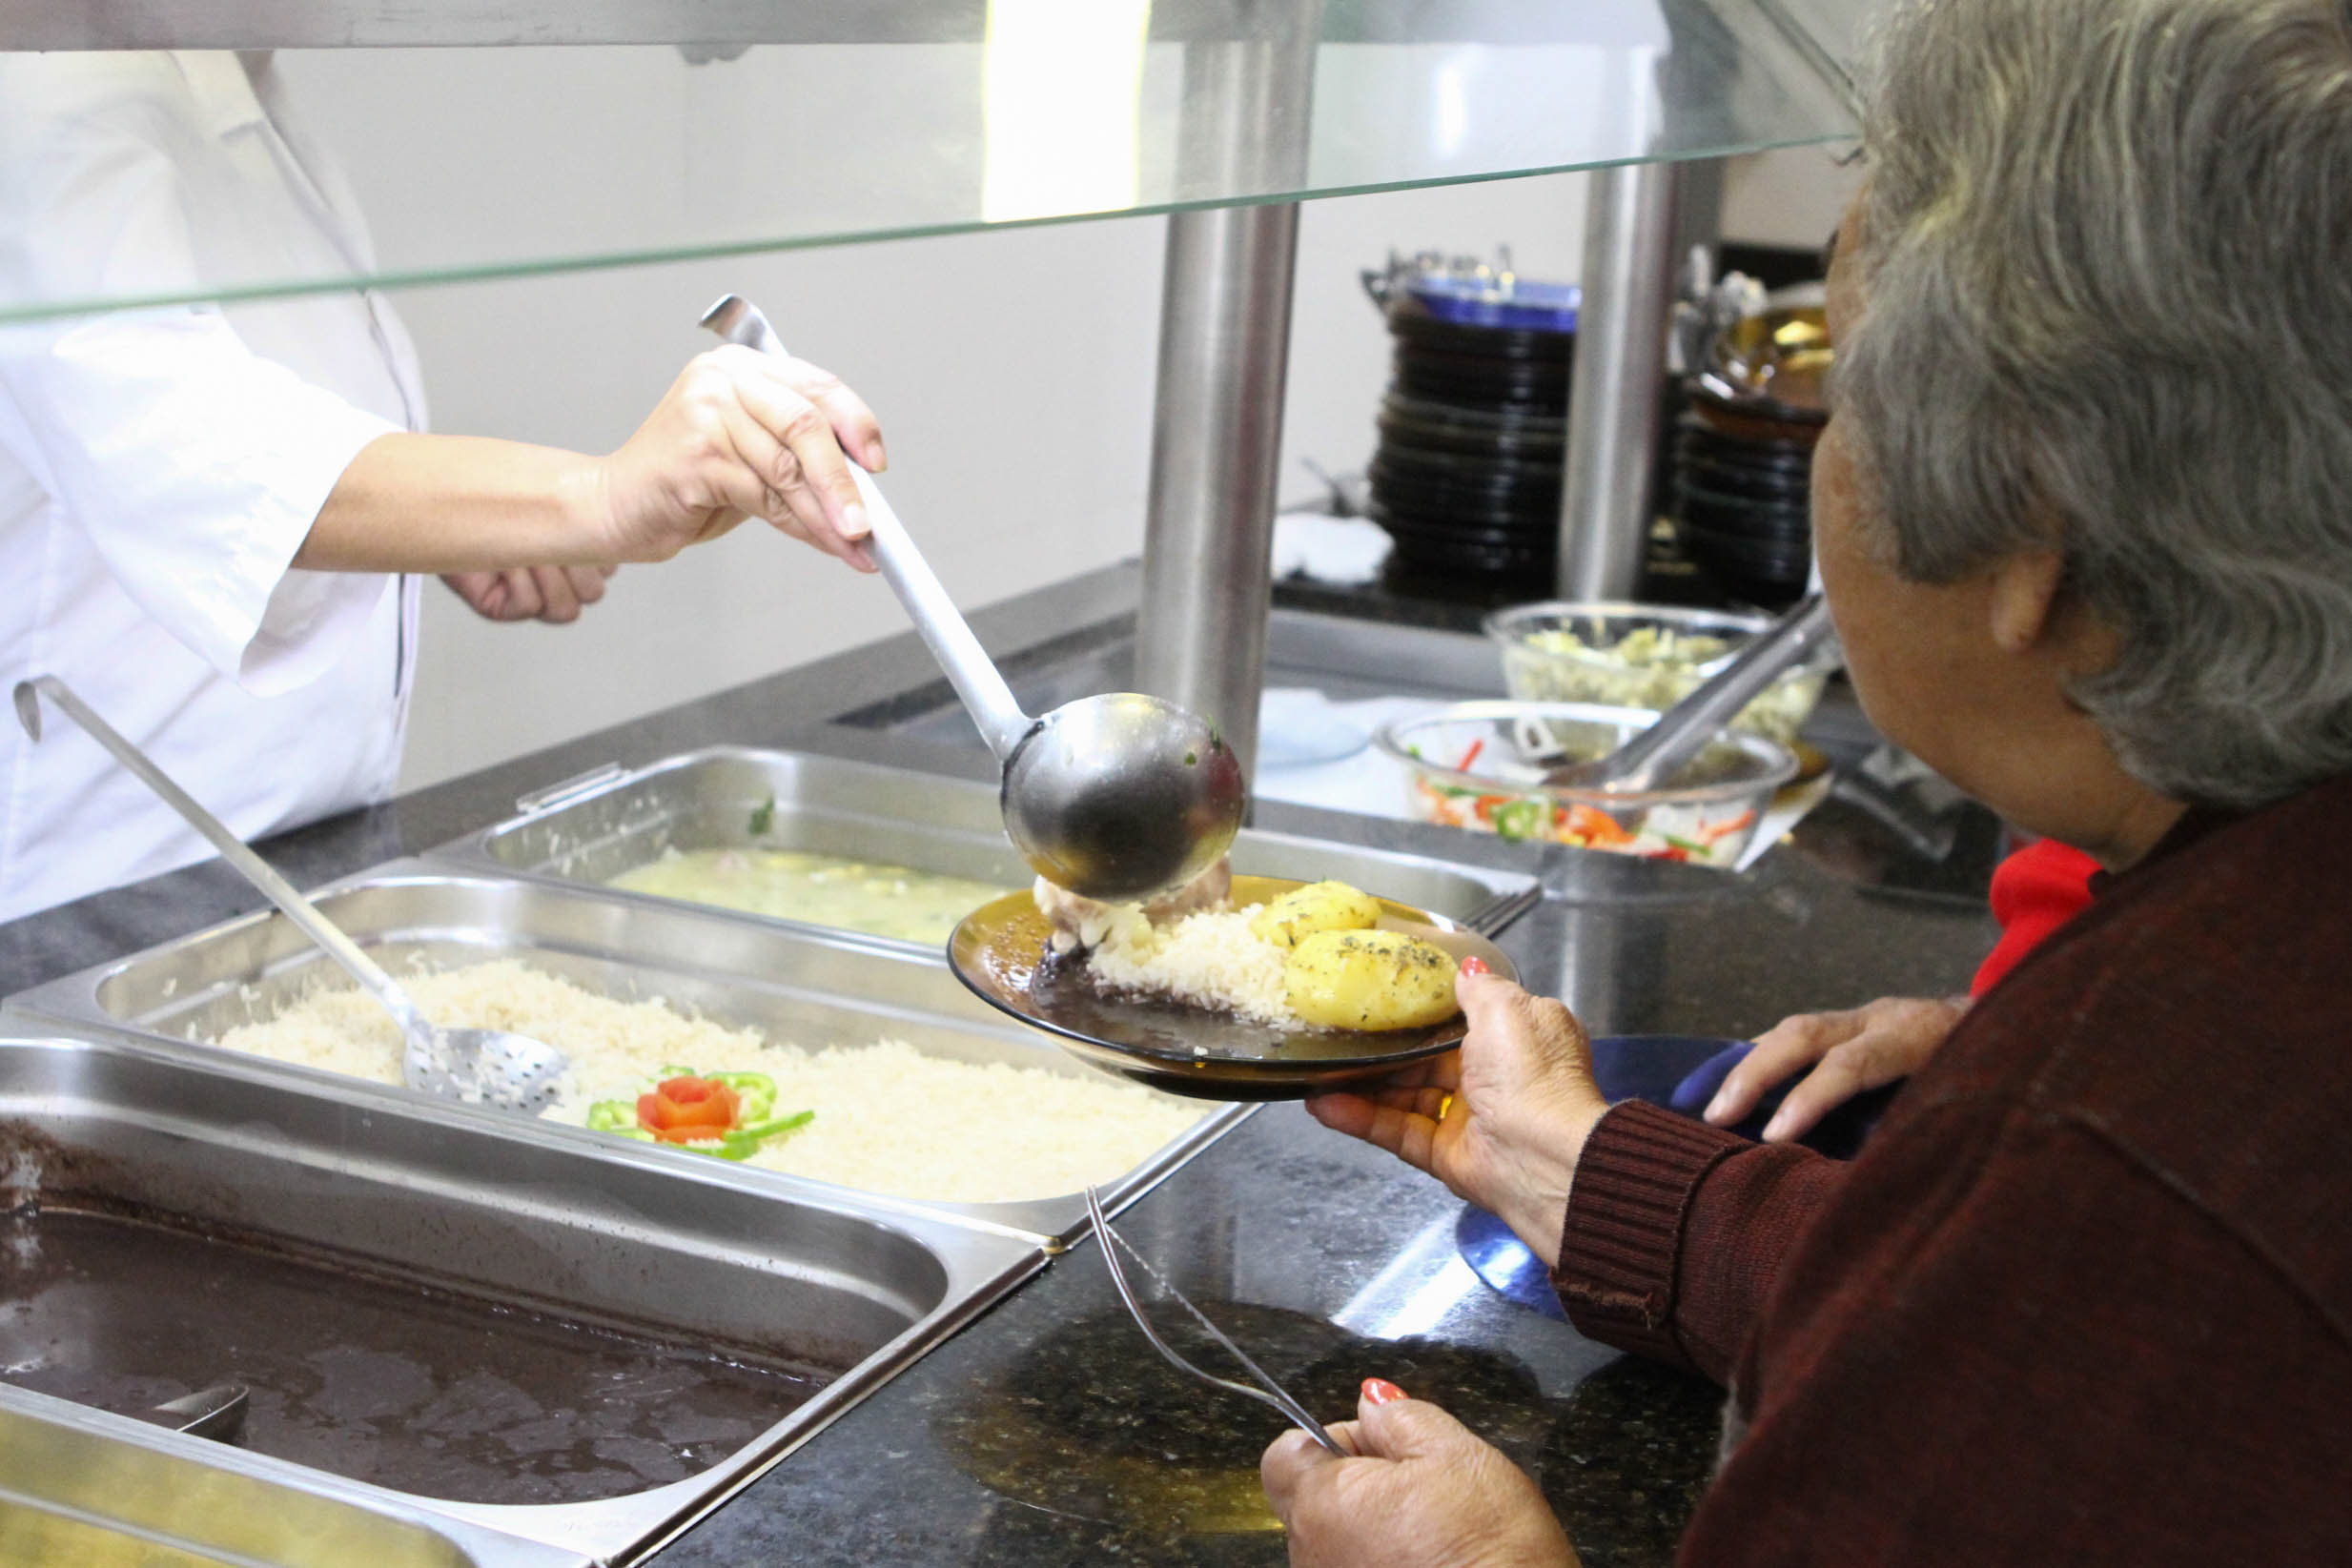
[739, 1110, 814, 1142]
[1491, 799, 1545, 841]
[708, 1071, 778, 1122]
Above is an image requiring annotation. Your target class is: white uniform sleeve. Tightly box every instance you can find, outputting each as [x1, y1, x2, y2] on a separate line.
[0, 54, 399, 696]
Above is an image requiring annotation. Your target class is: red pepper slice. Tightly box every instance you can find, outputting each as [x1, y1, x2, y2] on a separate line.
[638, 1076, 741, 1144]
[1457, 738, 1485, 772]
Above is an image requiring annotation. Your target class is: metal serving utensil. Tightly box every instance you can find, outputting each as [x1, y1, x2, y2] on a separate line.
[1546, 593, 1836, 793]
[12, 677, 566, 1112]
[700, 294, 1244, 902]
[1085, 1186, 1344, 1455]
[143, 1383, 250, 1444]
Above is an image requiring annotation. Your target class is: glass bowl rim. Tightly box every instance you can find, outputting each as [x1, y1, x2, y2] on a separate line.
[1373, 699, 1800, 807]
[1480, 600, 1839, 680]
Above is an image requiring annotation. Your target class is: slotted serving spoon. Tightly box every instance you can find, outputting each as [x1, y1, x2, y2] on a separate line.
[13, 677, 566, 1112]
[700, 294, 1244, 903]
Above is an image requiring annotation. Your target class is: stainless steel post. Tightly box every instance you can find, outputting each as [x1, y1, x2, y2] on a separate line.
[1556, 158, 1679, 601]
[1135, 205, 1298, 782]
[1134, 9, 1318, 784]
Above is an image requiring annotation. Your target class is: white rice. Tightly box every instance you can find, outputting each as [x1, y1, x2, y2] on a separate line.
[1082, 905, 1299, 1027]
[210, 960, 1204, 1204]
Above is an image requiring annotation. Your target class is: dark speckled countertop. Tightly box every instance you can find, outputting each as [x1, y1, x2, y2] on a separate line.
[0, 562, 1998, 1567]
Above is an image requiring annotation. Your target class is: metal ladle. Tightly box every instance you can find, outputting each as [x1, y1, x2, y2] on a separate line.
[1546, 594, 1838, 793]
[701, 295, 1243, 902]
[12, 677, 566, 1112]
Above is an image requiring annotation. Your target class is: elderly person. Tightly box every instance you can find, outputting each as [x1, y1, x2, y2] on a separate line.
[1263, 0, 2352, 1561]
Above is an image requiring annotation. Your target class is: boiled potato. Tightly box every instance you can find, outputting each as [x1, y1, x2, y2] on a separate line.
[1283, 929, 1460, 1030]
[1250, 880, 1381, 950]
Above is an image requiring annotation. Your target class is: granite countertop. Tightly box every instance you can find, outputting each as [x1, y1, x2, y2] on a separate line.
[0, 562, 1998, 1566]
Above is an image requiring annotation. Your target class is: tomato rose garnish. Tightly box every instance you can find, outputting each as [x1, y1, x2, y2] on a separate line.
[637, 1075, 741, 1143]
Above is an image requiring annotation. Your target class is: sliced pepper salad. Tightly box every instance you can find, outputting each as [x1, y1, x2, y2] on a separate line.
[587, 1069, 814, 1161]
[1409, 775, 1758, 865]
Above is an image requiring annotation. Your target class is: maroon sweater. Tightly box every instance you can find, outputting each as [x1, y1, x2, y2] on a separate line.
[1556, 774, 2352, 1565]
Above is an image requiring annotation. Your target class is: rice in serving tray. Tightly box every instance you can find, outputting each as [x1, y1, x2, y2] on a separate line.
[210, 960, 1204, 1204]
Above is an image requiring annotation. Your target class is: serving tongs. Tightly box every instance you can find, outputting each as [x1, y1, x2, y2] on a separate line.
[1085, 1186, 1344, 1456]
[12, 677, 567, 1112]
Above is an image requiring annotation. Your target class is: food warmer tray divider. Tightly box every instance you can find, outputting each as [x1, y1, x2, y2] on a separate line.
[424, 745, 1543, 957]
[3, 859, 1253, 1249]
[0, 1022, 1051, 1565]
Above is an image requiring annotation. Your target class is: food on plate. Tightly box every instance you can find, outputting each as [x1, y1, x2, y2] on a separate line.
[1033, 857, 1232, 955]
[1036, 871, 1462, 1031]
[608, 845, 1009, 944]
[1249, 880, 1382, 949]
[1282, 928, 1459, 1030]
[209, 960, 1201, 1202]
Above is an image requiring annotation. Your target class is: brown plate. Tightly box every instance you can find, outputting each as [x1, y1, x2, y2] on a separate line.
[947, 876, 1518, 1101]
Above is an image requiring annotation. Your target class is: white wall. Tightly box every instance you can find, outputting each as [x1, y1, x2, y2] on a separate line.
[1722, 145, 1863, 253]
[280, 46, 1593, 789]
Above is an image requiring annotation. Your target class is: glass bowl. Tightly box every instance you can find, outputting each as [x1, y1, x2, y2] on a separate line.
[1375, 701, 1798, 867]
[1483, 601, 1836, 747]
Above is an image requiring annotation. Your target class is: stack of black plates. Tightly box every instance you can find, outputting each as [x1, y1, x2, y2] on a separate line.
[1672, 296, 1830, 610]
[1367, 285, 1575, 583]
[1675, 393, 1819, 607]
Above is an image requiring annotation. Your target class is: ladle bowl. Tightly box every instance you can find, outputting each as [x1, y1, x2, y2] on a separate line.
[701, 294, 1244, 902]
[1002, 695, 1243, 902]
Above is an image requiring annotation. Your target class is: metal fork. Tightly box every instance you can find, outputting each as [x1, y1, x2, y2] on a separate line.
[1085, 1186, 1345, 1456]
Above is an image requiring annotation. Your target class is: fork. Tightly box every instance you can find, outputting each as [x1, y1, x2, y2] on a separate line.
[1085, 1186, 1345, 1456]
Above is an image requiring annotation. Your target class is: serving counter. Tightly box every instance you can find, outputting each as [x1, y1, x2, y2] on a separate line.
[0, 565, 1995, 1565]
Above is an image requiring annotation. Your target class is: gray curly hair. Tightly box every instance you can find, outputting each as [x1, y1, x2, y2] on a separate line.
[1837, 0, 2352, 809]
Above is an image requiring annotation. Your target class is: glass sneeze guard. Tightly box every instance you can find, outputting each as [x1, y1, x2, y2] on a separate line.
[0, 0, 1872, 325]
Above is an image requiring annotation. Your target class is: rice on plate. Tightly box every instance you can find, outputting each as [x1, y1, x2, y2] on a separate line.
[210, 959, 1204, 1204]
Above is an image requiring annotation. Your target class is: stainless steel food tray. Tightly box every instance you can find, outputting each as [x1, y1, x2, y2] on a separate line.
[0, 1026, 1044, 1565]
[4, 861, 1250, 1245]
[427, 746, 1542, 957]
[0, 1378, 588, 1567]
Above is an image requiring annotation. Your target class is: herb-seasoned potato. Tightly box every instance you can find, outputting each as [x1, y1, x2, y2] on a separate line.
[1282, 928, 1460, 1030]
[1249, 880, 1382, 949]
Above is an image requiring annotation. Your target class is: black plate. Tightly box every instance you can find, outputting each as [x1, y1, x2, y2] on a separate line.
[948, 876, 1518, 1099]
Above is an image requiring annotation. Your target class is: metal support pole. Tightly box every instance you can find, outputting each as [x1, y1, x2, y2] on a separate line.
[1134, 8, 1318, 785]
[1134, 204, 1298, 783]
[1556, 158, 1679, 601]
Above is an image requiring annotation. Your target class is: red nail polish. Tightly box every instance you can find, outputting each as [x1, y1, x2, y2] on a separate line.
[1361, 1377, 1407, 1406]
[1459, 955, 1490, 976]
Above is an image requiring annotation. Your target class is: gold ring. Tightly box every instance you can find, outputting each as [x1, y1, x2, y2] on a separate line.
[1437, 1092, 1455, 1122]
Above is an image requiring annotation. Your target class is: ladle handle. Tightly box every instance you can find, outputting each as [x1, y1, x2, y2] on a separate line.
[700, 295, 1033, 761]
[849, 467, 1034, 761]
[12, 677, 436, 1043]
[1600, 594, 1837, 792]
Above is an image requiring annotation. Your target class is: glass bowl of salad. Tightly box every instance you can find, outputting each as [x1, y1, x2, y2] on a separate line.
[1375, 701, 1798, 867]
[1483, 601, 1836, 747]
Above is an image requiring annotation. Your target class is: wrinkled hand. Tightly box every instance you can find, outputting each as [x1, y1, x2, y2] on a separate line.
[1704, 994, 1967, 1142]
[1305, 969, 1609, 1258]
[1263, 1382, 1579, 1568]
[440, 564, 617, 624]
[585, 344, 887, 570]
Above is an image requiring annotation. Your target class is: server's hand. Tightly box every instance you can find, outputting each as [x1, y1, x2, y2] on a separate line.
[440, 564, 618, 624]
[589, 344, 887, 570]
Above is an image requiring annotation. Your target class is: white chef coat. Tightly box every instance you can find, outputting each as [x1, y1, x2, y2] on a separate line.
[0, 51, 425, 923]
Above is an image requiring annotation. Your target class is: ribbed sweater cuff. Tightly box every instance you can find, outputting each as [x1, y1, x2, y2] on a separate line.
[1553, 1100, 1749, 1370]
